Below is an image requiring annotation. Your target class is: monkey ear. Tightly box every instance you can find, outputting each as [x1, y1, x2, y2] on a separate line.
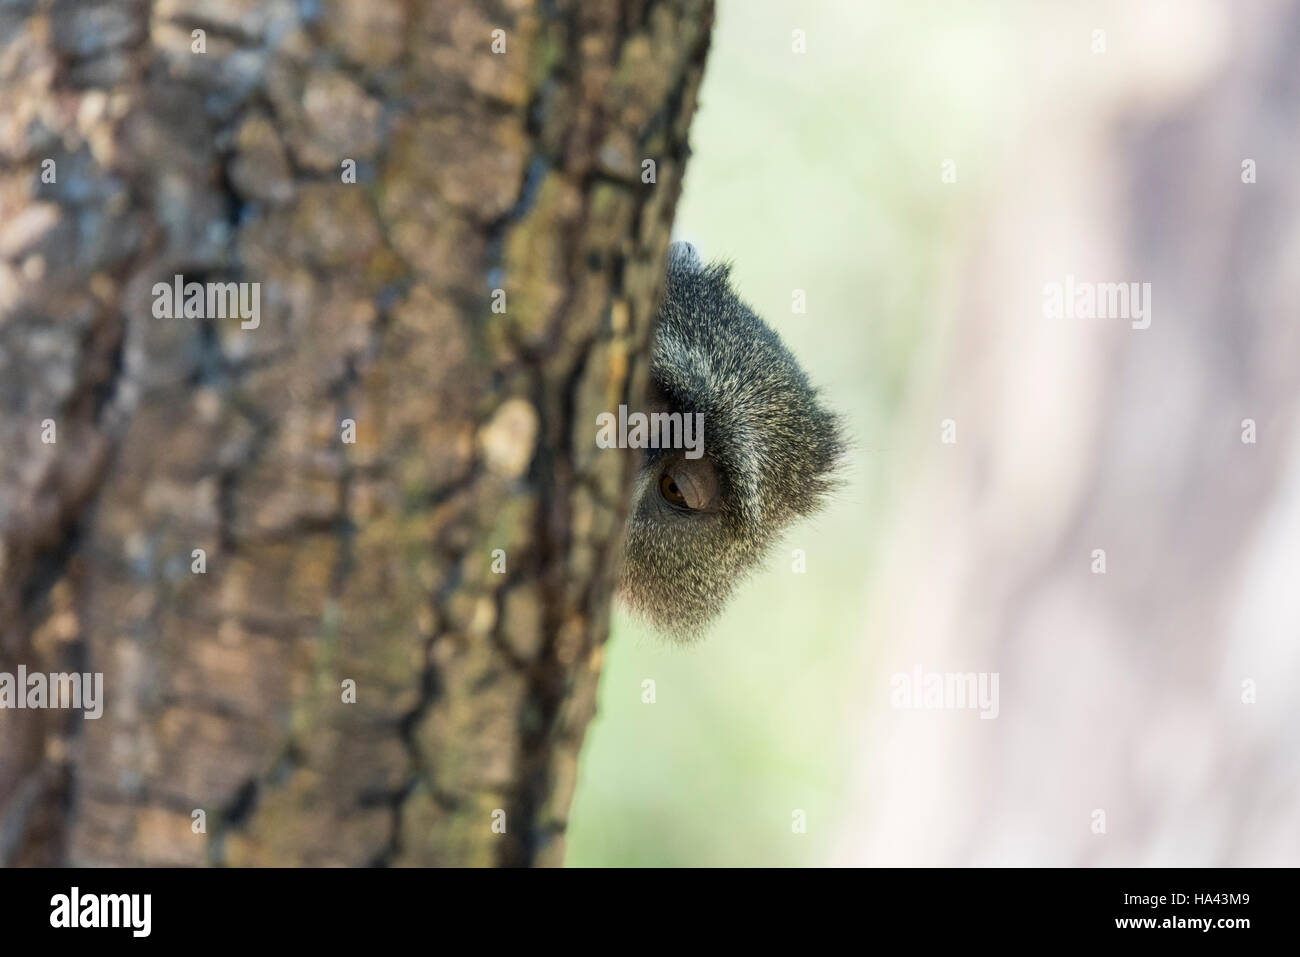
[667, 240, 702, 272]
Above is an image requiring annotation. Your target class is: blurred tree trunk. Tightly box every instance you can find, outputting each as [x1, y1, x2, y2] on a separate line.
[838, 2, 1300, 866]
[0, 0, 712, 866]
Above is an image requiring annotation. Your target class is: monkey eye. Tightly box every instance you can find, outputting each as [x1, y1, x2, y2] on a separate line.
[657, 459, 718, 511]
[660, 473, 688, 506]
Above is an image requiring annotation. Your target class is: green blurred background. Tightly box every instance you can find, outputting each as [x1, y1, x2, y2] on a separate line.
[566, 0, 1014, 866]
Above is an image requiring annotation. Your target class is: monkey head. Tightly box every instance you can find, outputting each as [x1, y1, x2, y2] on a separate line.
[616, 242, 844, 637]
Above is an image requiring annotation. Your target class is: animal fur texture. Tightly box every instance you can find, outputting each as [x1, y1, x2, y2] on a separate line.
[617, 242, 844, 636]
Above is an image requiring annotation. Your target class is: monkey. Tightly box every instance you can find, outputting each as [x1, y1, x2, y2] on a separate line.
[616, 241, 845, 637]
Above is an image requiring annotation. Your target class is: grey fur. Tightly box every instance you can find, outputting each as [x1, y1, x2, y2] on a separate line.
[617, 242, 845, 636]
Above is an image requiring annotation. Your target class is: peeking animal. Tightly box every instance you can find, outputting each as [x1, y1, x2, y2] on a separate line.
[616, 242, 844, 636]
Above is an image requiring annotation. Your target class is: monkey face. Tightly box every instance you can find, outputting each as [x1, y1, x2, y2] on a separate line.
[616, 244, 844, 637]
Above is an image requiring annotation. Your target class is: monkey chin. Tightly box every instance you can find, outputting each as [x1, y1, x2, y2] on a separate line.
[614, 511, 764, 642]
[613, 577, 724, 644]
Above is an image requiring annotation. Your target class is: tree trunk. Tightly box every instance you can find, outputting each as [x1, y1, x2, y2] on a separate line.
[0, 0, 713, 867]
[835, 2, 1300, 866]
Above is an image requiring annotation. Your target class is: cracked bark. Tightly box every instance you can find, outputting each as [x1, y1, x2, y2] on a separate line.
[0, 0, 713, 866]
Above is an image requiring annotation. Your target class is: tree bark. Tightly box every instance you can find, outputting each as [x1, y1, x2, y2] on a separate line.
[0, 0, 712, 867]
